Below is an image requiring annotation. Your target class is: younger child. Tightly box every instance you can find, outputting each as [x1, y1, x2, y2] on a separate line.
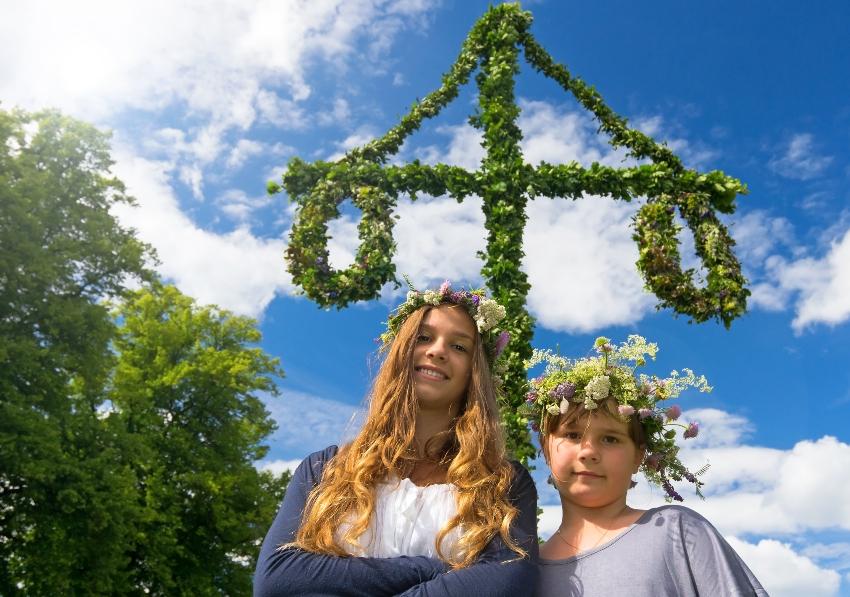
[522, 336, 767, 596]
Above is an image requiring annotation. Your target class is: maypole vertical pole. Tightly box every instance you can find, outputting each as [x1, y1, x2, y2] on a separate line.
[475, 6, 535, 464]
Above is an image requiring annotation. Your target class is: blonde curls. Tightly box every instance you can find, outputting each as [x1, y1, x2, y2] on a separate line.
[292, 304, 526, 568]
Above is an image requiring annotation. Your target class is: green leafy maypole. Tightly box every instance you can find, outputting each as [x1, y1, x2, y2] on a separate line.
[270, 3, 749, 464]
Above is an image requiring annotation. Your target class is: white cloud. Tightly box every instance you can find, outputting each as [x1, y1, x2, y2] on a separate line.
[318, 98, 353, 127]
[678, 435, 850, 536]
[0, 0, 437, 123]
[802, 542, 850, 574]
[769, 133, 833, 180]
[261, 389, 365, 455]
[680, 408, 754, 449]
[110, 147, 293, 317]
[728, 537, 841, 597]
[226, 139, 266, 170]
[392, 197, 487, 289]
[732, 211, 798, 268]
[524, 196, 655, 332]
[257, 459, 305, 477]
[216, 188, 274, 223]
[755, 227, 850, 332]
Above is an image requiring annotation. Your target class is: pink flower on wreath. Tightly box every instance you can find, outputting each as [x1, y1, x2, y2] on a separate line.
[618, 404, 635, 417]
[638, 408, 653, 419]
[683, 421, 700, 439]
[439, 280, 451, 295]
[644, 453, 663, 471]
[665, 405, 682, 421]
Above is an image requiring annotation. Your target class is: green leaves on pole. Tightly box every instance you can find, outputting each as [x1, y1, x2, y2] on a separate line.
[272, 2, 749, 461]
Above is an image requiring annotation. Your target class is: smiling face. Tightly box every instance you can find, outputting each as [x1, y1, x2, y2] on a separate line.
[545, 407, 644, 510]
[411, 305, 476, 413]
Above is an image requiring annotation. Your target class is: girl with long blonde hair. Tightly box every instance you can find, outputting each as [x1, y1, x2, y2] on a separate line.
[254, 282, 538, 596]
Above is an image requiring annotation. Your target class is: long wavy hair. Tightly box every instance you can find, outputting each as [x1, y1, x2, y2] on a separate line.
[292, 304, 525, 568]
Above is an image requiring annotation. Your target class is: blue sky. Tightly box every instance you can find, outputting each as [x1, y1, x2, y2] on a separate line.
[3, 1, 850, 594]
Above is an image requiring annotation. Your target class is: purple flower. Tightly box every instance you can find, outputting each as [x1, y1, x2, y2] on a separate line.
[618, 404, 635, 417]
[525, 391, 538, 404]
[683, 421, 700, 439]
[530, 421, 540, 432]
[552, 382, 576, 400]
[493, 331, 510, 358]
[662, 479, 683, 502]
[665, 405, 682, 421]
[644, 453, 663, 471]
[470, 294, 480, 306]
[638, 408, 653, 419]
[439, 280, 451, 296]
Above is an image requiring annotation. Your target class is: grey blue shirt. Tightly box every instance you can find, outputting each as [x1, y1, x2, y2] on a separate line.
[536, 505, 768, 596]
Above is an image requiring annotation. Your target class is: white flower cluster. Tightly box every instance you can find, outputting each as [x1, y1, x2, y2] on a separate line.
[475, 298, 506, 333]
[583, 375, 611, 410]
[613, 334, 658, 367]
[422, 290, 443, 305]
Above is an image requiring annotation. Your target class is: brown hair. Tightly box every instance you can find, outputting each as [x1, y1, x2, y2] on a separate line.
[291, 304, 525, 568]
[539, 398, 647, 463]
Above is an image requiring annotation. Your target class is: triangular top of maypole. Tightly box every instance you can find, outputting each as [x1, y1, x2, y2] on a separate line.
[274, 1, 749, 332]
[338, 2, 682, 171]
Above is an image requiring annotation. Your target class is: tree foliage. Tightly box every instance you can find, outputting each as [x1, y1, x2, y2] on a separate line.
[0, 106, 153, 594]
[271, 3, 749, 463]
[107, 284, 288, 596]
[1, 107, 288, 595]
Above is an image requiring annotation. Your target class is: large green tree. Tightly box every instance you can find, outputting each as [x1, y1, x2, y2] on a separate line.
[0, 107, 152, 594]
[107, 284, 288, 596]
[1, 107, 288, 595]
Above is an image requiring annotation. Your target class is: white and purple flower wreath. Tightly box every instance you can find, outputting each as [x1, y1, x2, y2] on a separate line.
[521, 335, 712, 502]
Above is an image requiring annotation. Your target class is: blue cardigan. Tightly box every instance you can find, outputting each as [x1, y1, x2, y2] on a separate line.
[253, 445, 539, 596]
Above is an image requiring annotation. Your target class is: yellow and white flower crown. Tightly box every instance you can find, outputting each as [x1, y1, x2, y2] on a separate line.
[379, 278, 510, 367]
[521, 335, 712, 501]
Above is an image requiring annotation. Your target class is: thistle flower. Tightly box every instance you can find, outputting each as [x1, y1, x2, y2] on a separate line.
[552, 382, 576, 400]
[683, 421, 700, 439]
[665, 405, 682, 421]
[618, 404, 635, 417]
[645, 453, 663, 471]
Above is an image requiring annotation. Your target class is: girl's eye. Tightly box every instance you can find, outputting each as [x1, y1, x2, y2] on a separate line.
[563, 431, 582, 441]
[416, 333, 431, 343]
[452, 343, 468, 352]
[602, 435, 620, 444]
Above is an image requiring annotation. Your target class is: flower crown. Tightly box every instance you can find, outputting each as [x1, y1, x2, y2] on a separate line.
[520, 335, 712, 502]
[379, 278, 510, 367]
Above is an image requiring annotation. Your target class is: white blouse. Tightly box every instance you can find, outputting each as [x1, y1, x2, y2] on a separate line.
[335, 476, 462, 559]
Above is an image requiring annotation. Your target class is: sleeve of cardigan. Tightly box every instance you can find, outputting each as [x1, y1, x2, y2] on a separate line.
[253, 446, 447, 597]
[395, 461, 540, 597]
